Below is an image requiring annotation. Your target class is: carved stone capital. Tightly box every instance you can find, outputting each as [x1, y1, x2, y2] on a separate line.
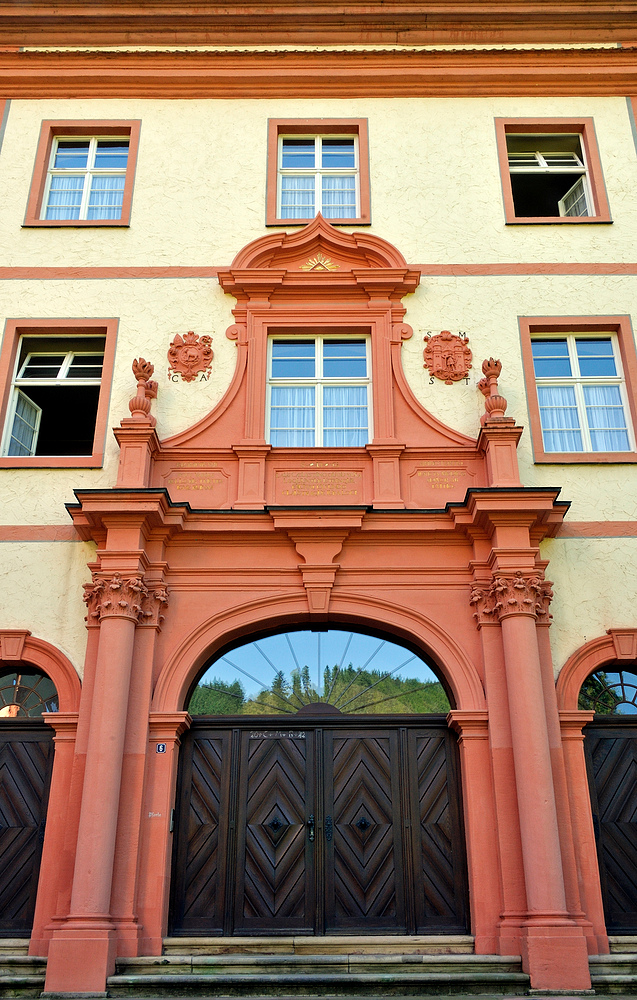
[83, 573, 148, 623]
[471, 571, 552, 626]
[139, 585, 169, 628]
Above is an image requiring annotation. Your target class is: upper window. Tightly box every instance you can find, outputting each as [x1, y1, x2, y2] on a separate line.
[495, 119, 611, 224]
[0, 320, 117, 468]
[267, 336, 370, 447]
[23, 120, 141, 227]
[267, 119, 370, 226]
[519, 317, 637, 463]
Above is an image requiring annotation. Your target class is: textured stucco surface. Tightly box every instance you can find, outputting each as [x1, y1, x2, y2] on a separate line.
[1, 95, 637, 267]
[0, 540, 95, 675]
[540, 536, 637, 675]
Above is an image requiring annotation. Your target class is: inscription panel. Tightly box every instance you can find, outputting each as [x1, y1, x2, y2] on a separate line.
[274, 469, 364, 504]
[159, 461, 231, 507]
[406, 461, 480, 507]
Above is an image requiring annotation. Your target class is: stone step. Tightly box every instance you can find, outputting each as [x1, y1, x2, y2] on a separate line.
[0, 944, 28, 959]
[589, 952, 637, 990]
[608, 935, 637, 953]
[0, 955, 47, 998]
[163, 935, 475, 956]
[108, 953, 528, 997]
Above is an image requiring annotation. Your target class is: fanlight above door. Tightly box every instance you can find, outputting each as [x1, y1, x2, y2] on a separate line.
[188, 629, 450, 716]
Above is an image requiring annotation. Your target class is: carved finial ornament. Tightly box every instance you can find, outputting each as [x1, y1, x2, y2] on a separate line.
[128, 358, 158, 425]
[423, 330, 472, 384]
[478, 357, 508, 423]
[471, 571, 553, 626]
[168, 331, 213, 383]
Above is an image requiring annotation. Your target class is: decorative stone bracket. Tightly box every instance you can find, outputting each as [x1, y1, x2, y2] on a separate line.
[470, 570, 553, 626]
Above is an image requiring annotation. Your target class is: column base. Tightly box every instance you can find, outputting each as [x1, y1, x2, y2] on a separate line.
[44, 920, 117, 994]
[111, 917, 141, 957]
[522, 920, 591, 990]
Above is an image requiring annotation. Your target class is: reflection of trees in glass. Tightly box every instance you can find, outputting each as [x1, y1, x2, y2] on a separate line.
[189, 663, 450, 716]
[578, 669, 637, 714]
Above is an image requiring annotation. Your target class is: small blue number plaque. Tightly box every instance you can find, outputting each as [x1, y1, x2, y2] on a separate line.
[156, 743, 167, 753]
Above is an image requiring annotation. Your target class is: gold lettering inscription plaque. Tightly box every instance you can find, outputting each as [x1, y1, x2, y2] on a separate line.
[162, 463, 229, 505]
[275, 469, 363, 502]
[408, 463, 475, 505]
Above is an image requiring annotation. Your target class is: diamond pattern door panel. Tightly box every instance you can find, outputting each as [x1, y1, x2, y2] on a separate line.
[325, 730, 406, 932]
[170, 732, 231, 933]
[0, 724, 53, 935]
[234, 731, 314, 932]
[585, 723, 637, 932]
[409, 729, 468, 933]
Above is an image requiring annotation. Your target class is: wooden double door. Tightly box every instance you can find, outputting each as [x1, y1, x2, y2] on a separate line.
[170, 717, 468, 936]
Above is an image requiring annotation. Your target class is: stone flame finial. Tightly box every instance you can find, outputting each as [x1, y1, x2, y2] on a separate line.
[129, 358, 158, 425]
[478, 357, 508, 424]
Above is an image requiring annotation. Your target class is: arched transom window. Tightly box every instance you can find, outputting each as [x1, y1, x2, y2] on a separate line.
[578, 667, 637, 715]
[0, 666, 59, 718]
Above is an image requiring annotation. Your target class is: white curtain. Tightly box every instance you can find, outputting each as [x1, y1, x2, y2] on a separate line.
[87, 175, 125, 220]
[583, 384, 630, 451]
[270, 386, 315, 446]
[281, 176, 314, 219]
[323, 386, 367, 446]
[537, 385, 583, 451]
[45, 175, 84, 220]
[322, 175, 356, 218]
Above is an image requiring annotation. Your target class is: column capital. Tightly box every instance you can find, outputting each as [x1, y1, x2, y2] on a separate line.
[149, 711, 191, 742]
[559, 709, 595, 739]
[83, 572, 148, 624]
[470, 570, 553, 627]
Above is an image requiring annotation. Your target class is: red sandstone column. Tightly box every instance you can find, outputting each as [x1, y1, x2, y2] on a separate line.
[29, 713, 78, 956]
[495, 572, 590, 989]
[44, 574, 146, 994]
[560, 710, 609, 955]
[536, 612, 596, 952]
[110, 584, 169, 956]
[136, 712, 191, 956]
[447, 710, 501, 954]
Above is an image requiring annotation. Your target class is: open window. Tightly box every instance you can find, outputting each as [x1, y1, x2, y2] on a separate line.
[266, 119, 371, 226]
[0, 320, 117, 468]
[23, 120, 141, 227]
[495, 119, 611, 224]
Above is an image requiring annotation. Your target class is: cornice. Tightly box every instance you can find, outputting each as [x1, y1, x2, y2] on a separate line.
[2, 46, 637, 96]
[1, 2, 636, 46]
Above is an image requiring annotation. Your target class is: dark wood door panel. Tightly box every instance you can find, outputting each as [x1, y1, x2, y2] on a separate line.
[585, 724, 637, 932]
[325, 730, 406, 932]
[234, 732, 314, 933]
[0, 725, 53, 935]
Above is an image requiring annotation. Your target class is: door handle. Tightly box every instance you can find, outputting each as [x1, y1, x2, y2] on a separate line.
[307, 814, 315, 842]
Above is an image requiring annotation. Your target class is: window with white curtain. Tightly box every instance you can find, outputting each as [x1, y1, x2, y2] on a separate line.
[531, 336, 633, 453]
[267, 337, 370, 446]
[42, 137, 129, 221]
[278, 136, 359, 220]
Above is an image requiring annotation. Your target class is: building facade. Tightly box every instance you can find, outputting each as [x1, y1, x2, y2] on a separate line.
[0, 3, 637, 994]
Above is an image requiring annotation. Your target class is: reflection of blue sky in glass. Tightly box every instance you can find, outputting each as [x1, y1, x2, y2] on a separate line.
[602, 672, 637, 714]
[197, 630, 440, 706]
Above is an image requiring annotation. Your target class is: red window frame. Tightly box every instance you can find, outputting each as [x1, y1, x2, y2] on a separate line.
[0, 318, 118, 468]
[266, 118, 371, 226]
[495, 118, 612, 225]
[519, 315, 637, 464]
[23, 120, 141, 228]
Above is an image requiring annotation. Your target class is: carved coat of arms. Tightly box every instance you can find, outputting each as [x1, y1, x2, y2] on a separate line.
[167, 331, 213, 383]
[423, 330, 472, 384]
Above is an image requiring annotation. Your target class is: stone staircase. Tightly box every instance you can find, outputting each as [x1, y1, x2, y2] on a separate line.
[0, 941, 45, 999]
[589, 937, 637, 993]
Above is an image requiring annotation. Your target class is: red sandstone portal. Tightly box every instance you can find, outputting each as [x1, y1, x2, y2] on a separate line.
[32, 218, 598, 994]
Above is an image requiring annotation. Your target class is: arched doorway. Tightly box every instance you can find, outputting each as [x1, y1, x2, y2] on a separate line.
[0, 664, 58, 936]
[580, 665, 637, 934]
[169, 627, 468, 937]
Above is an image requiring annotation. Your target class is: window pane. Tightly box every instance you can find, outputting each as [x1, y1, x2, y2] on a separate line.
[20, 355, 66, 379]
[322, 175, 356, 219]
[321, 138, 355, 169]
[323, 386, 368, 446]
[270, 386, 315, 446]
[94, 140, 129, 169]
[280, 175, 315, 219]
[559, 176, 589, 217]
[87, 175, 126, 220]
[45, 175, 84, 220]
[271, 341, 315, 378]
[583, 385, 630, 451]
[576, 339, 617, 377]
[53, 140, 90, 169]
[281, 139, 315, 169]
[67, 354, 105, 380]
[537, 385, 583, 452]
[531, 340, 572, 378]
[323, 340, 367, 378]
[8, 392, 40, 456]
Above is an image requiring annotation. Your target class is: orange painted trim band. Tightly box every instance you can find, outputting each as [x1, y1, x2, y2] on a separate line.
[0, 525, 79, 541]
[556, 521, 637, 537]
[3, 48, 637, 97]
[2, 263, 637, 280]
